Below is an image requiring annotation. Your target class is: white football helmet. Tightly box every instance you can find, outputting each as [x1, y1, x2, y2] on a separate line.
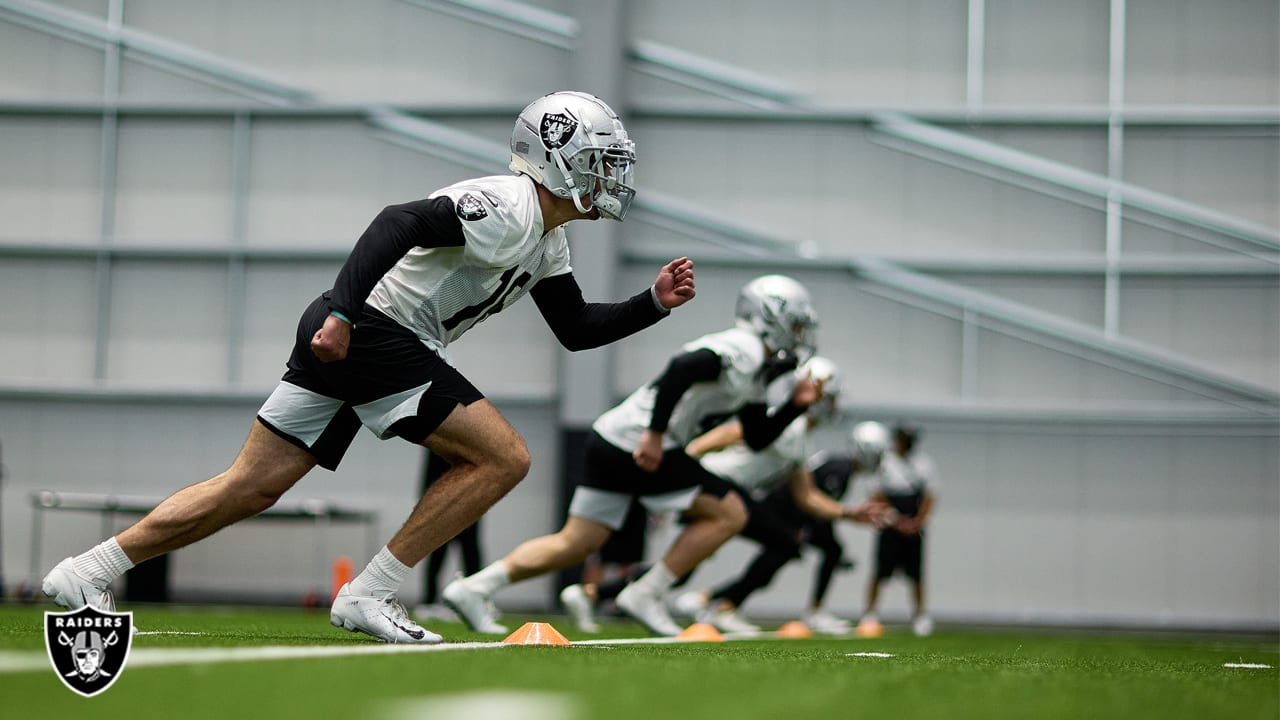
[850, 421, 890, 471]
[735, 275, 818, 361]
[776, 355, 842, 424]
[509, 91, 636, 220]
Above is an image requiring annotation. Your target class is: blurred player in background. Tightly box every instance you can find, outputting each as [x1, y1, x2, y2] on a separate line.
[674, 420, 891, 635]
[444, 275, 825, 636]
[42, 91, 695, 644]
[857, 422, 939, 637]
[558, 364, 887, 635]
[663, 366, 887, 634]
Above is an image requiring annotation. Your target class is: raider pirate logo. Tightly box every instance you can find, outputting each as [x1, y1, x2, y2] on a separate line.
[45, 606, 133, 697]
[539, 112, 578, 149]
[455, 193, 488, 221]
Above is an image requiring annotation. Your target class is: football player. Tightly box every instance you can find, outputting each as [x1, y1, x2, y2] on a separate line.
[444, 275, 826, 636]
[857, 423, 940, 637]
[42, 91, 695, 644]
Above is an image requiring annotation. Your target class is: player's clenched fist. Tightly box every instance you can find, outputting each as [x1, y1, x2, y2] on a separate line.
[654, 257, 696, 309]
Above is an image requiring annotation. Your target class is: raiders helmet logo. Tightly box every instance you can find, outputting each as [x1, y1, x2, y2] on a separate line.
[540, 112, 578, 149]
[45, 606, 133, 697]
[455, 193, 488, 221]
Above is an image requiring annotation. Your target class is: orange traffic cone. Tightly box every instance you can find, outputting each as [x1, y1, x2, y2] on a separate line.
[854, 619, 884, 638]
[330, 556, 354, 604]
[503, 622, 571, 646]
[776, 621, 813, 639]
[676, 622, 725, 642]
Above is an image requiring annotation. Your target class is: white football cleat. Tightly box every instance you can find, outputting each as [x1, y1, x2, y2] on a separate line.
[804, 609, 852, 636]
[668, 590, 709, 620]
[442, 578, 508, 634]
[559, 584, 600, 633]
[330, 583, 442, 644]
[42, 557, 115, 612]
[702, 607, 760, 634]
[912, 614, 934, 637]
[616, 583, 684, 637]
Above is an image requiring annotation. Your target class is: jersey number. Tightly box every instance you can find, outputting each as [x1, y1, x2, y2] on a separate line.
[442, 267, 533, 331]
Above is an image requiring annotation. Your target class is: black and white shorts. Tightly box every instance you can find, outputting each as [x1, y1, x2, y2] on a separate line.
[256, 293, 484, 471]
[874, 529, 924, 581]
[567, 431, 734, 530]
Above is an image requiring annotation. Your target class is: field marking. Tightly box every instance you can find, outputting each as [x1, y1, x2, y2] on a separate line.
[379, 691, 581, 720]
[847, 652, 896, 658]
[0, 629, 770, 675]
[1222, 663, 1272, 669]
[0, 641, 506, 674]
[136, 631, 205, 636]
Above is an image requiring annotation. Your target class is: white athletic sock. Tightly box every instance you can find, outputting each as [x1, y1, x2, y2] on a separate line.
[630, 562, 677, 596]
[466, 561, 511, 596]
[71, 538, 135, 587]
[349, 546, 411, 597]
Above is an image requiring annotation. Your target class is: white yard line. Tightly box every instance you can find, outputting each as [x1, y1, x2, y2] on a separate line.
[0, 641, 505, 674]
[0, 629, 770, 674]
[847, 652, 896, 658]
[1222, 663, 1272, 669]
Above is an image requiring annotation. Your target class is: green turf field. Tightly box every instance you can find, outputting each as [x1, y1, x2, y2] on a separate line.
[1, 604, 1275, 719]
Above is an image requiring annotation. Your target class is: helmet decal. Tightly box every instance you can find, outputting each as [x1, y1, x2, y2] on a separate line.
[540, 112, 579, 149]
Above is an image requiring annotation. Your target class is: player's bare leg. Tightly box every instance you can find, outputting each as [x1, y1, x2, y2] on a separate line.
[333, 399, 529, 642]
[43, 421, 315, 613]
[386, 399, 530, 566]
[444, 515, 611, 633]
[117, 421, 317, 562]
[617, 491, 748, 636]
[502, 515, 613, 581]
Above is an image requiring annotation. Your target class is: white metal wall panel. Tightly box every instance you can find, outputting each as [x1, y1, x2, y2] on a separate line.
[121, 0, 571, 104]
[113, 119, 235, 246]
[631, 0, 968, 105]
[1125, 129, 1280, 231]
[1120, 277, 1280, 391]
[983, 0, 1110, 105]
[0, 117, 103, 243]
[1127, 0, 1280, 105]
[0, 258, 97, 381]
[0, 21, 105, 100]
[104, 261, 229, 386]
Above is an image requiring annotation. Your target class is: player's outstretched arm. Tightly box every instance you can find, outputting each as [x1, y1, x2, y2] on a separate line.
[530, 260, 694, 351]
[685, 420, 744, 459]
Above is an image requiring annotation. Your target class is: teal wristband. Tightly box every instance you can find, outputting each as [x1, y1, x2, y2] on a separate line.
[330, 310, 353, 325]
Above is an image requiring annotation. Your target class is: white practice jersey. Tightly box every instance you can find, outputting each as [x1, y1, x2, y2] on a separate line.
[593, 327, 767, 452]
[877, 450, 939, 499]
[366, 175, 571, 356]
[698, 415, 810, 495]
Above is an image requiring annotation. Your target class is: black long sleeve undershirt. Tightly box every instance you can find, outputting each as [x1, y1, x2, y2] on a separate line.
[646, 346, 809, 448]
[647, 348, 723, 433]
[530, 273, 669, 352]
[327, 197, 464, 321]
[737, 399, 807, 451]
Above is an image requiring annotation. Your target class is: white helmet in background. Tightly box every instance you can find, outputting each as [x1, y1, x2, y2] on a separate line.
[794, 356, 842, 424]
[735, 275, 818, 361]
[850, 421, 890, 471]
[509, 91, 636, 220]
